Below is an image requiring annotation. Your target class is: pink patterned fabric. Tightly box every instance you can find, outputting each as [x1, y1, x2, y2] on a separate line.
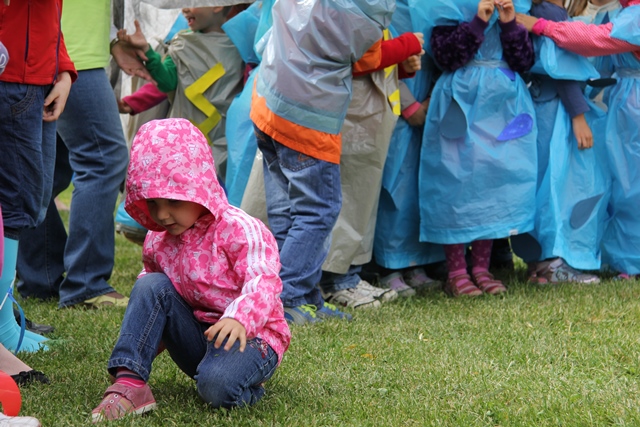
[534, 0, 640, 60]
[444, 244, 467, 278]
[470, 239, 493, 273]
[125, 118, 290, 362]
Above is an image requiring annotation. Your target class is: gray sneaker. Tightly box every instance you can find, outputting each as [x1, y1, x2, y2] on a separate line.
[403, 267, 442, 290]
[379, 272, 416, 297]
[530, 258, 600, 284]
[355, 280, 398, 303]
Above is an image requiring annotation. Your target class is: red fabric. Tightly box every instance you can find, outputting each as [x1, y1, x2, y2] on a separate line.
[534, 2, 640, 61]
[353, 33, 422, 77]
[122, 83, 168, 116]
[0, 0, 77, 85]
[401, 101, 422, 120]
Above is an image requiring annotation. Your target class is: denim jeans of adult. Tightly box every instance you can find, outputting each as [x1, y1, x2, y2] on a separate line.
[108, 273, 279, 408]
[0, 82, 56, 239]
[16, 68, 129, 307]
[254, 126, 342, 308]
[319, 265, 362, 294]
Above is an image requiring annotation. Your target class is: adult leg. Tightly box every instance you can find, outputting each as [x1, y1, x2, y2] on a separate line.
[0, 82, 56, 351]
[16, 136, 73, 300]
[55, 68, 129, 307]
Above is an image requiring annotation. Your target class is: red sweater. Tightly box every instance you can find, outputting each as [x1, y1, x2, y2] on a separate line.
[0, 0, 77, 85]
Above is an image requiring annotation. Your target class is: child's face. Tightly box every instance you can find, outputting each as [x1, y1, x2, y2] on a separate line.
[146, 198, 208, 236]
[181, 7, 222, 33]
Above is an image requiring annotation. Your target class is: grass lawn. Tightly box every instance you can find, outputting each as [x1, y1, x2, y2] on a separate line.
[14, 192, 640, 426]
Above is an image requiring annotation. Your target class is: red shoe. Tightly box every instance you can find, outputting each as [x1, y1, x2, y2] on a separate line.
[91, 383, 156, 423]
[444, 274, 482, 297]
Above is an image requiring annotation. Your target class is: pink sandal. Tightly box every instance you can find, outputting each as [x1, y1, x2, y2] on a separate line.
[472, 271, 507, 295]
[444, 273, 482, 297]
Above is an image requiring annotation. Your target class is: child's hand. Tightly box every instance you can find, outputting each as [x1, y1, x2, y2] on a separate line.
[406, 98, 431, 127]
[495, 0, 515, 22]
[111, 38, 153, 81]
[413, 32, 425, 48]
[204, 318, 247, 352]
[43, 71, 72, 122]
[572, 114, 593, 149]
[516, 13, 538, 32]
[477, 0, 495, 22]
[117, 20, 150, 58]
[117, 98, 133, 115]
[402, 54, 423, 74]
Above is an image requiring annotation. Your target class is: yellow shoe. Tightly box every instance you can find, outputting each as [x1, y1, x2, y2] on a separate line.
[84, 294, 129, 308]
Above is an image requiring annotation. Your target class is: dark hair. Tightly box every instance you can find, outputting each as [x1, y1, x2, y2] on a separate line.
[531, 0, 544, 3]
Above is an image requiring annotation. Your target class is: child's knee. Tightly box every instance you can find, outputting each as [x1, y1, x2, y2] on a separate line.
[131, 273, 172, 299]
[195, 368, 264, 409]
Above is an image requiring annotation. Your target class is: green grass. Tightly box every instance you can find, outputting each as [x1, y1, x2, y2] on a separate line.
[14, 195, 640, 426]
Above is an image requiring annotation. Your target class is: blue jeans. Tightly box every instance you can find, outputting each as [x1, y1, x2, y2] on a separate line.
[0, 82, 57, 239]
[109, 273, 279, 408]
[16, 69, 129, 307]
[319, 265, 362, 294]
[254, 126, 342, 307]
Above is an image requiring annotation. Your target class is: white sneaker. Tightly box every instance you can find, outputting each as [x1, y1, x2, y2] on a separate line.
[0, 413, 41, 427]
[355, 280, 397, 303]
[324, 287, 380, 309]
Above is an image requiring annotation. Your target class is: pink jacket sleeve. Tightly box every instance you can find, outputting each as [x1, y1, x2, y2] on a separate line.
[221, 220, 284, 339]
[533, 19, 640, 60]
[122, 82, 168, 116]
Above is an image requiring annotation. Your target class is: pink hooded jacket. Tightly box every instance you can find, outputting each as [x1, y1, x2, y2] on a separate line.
[125, 119, 290, 362]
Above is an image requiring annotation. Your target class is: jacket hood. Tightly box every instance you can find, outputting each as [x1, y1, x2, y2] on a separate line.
[125, 118, 227, 231]
[351, 0, 395, 29]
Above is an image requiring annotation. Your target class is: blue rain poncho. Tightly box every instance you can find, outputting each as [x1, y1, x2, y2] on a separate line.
[410, 0, 538, 244]
[529, 96, 610, 269]
[373, 4, 445, 269]
[525, 9, 610, 270]
[223, 1, 271, 206]
[600, 6, 640, 275]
